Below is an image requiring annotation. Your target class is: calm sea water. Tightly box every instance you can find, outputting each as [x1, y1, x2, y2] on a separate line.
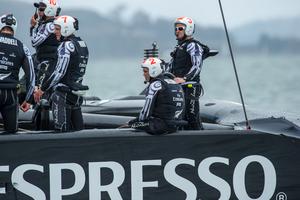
[84, 54, 300, 115]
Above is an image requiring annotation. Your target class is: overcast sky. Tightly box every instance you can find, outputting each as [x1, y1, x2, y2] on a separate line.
[16, 0, 300, 27]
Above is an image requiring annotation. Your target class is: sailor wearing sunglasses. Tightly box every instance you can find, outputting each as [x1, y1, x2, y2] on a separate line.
[166, 16, 205, 130]
[29, 0, 61, 130]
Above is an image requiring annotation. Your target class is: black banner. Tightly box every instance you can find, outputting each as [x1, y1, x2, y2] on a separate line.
[0, 130, 299, 200]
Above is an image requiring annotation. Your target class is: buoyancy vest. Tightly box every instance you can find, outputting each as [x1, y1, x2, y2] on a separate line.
[61, 36, 89, 91]
[171, 39, 209, 82]
[0, 33, 28, 88]
[35, 19, 60, 61]
[151, 74, 185, 120]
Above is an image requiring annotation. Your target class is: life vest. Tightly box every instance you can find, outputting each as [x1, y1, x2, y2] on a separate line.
[171, 39, 209, 82]
[61, 36, 89, 91]
[0, 33, 27, 88]
[151, 74, 185, 120]
[35, 19, 60, 61]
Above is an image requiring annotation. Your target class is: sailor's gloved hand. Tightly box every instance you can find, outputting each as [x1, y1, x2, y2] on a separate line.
[118, 118, 138, 129]
[128, 118, 138, 126]
[160, 59, 168, 71]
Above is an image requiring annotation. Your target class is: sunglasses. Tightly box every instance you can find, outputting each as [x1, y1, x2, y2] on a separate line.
[38, 7, 45, 12]
[175, 27, 185, 32]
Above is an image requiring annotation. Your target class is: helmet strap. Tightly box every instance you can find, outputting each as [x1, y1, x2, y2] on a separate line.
[73, 18, 79, 30]
[176, 34, 188, 41]
[56, 7, 61, 17]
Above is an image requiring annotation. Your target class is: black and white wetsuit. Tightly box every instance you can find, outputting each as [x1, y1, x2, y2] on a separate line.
[31, 19, 59, 86]
[0, 32, 35, 133]
[41, 35, 89, 132]
[167, 38, 204, 130]
[130, 74, 184, 135]
[30, 19, 60, 130]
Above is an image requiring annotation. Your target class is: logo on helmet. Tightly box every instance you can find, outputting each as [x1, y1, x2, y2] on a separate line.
[187, 18, 193, 24]
[141, 57, 163, 78]
[54, 15, 77, 37]
[174, 16, 195, 37]
[49, 0, 57, 5]
[149, 58, 157, 65]
[41, 0, 59, 17]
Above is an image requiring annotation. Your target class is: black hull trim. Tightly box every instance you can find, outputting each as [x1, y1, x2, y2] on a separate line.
[0, 130, 299, 199]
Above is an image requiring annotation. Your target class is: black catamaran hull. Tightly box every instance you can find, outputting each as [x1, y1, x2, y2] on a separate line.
[1, 96, 299, 136]
[1, 96, 299, 199]
[0, 130, 299, 199]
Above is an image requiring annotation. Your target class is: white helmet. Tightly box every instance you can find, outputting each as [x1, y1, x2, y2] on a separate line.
[174, 16, 195, 36]
[141, 57, 163, 78]
[0, 14, 17, 34]
[39, 0, 59, 17]
[54, 15, 78, 37]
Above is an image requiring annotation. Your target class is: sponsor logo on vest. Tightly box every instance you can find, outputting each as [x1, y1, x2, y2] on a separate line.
[9, 52, 16, 58]
[0, 37, 17, 46]
[0, 72, 11, 80]
[0, 155, 278, 199]
[173, 97, 184, 102]
[0, 56, 14, 66]
[0, 65, 8, 70]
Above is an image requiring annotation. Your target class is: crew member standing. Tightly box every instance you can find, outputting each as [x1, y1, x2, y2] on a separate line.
[0, 14, 35, 133]
[36, 16, 89, 132]
[166, 16, 204, 130]
[30, 0, 61, 129]
[30, 0, 61, 85]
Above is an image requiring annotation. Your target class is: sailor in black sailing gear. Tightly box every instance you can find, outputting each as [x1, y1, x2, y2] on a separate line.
[0, 14, 35, 133]
[129, 57, 185, 135]
[30, 0, 61, 129]
[30, 0, 61, 87]
[166, 16, 204, 130]
[36, 15, 89, 132]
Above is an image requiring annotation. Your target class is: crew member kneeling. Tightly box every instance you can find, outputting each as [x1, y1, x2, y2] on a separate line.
[129, 57, 185, 135]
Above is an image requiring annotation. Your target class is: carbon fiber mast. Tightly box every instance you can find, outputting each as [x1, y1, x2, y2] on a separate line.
[218, 0, 251, 130]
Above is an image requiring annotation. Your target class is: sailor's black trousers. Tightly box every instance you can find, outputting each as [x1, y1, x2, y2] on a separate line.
[51, 89, 83, 132]
[0, 89, 18, 133]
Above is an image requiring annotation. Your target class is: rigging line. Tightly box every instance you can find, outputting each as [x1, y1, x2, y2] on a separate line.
[217, 0, 251, 130]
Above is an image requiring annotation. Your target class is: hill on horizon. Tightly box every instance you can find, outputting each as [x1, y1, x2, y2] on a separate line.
[1, 0, 300, 59]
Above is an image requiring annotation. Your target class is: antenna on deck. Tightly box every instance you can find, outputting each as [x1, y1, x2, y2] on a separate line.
[144, 41, 159, 59]
[218, 0, 251, 130]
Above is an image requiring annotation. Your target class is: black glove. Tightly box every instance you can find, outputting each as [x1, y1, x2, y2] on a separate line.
[128, 118, 138, 126]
